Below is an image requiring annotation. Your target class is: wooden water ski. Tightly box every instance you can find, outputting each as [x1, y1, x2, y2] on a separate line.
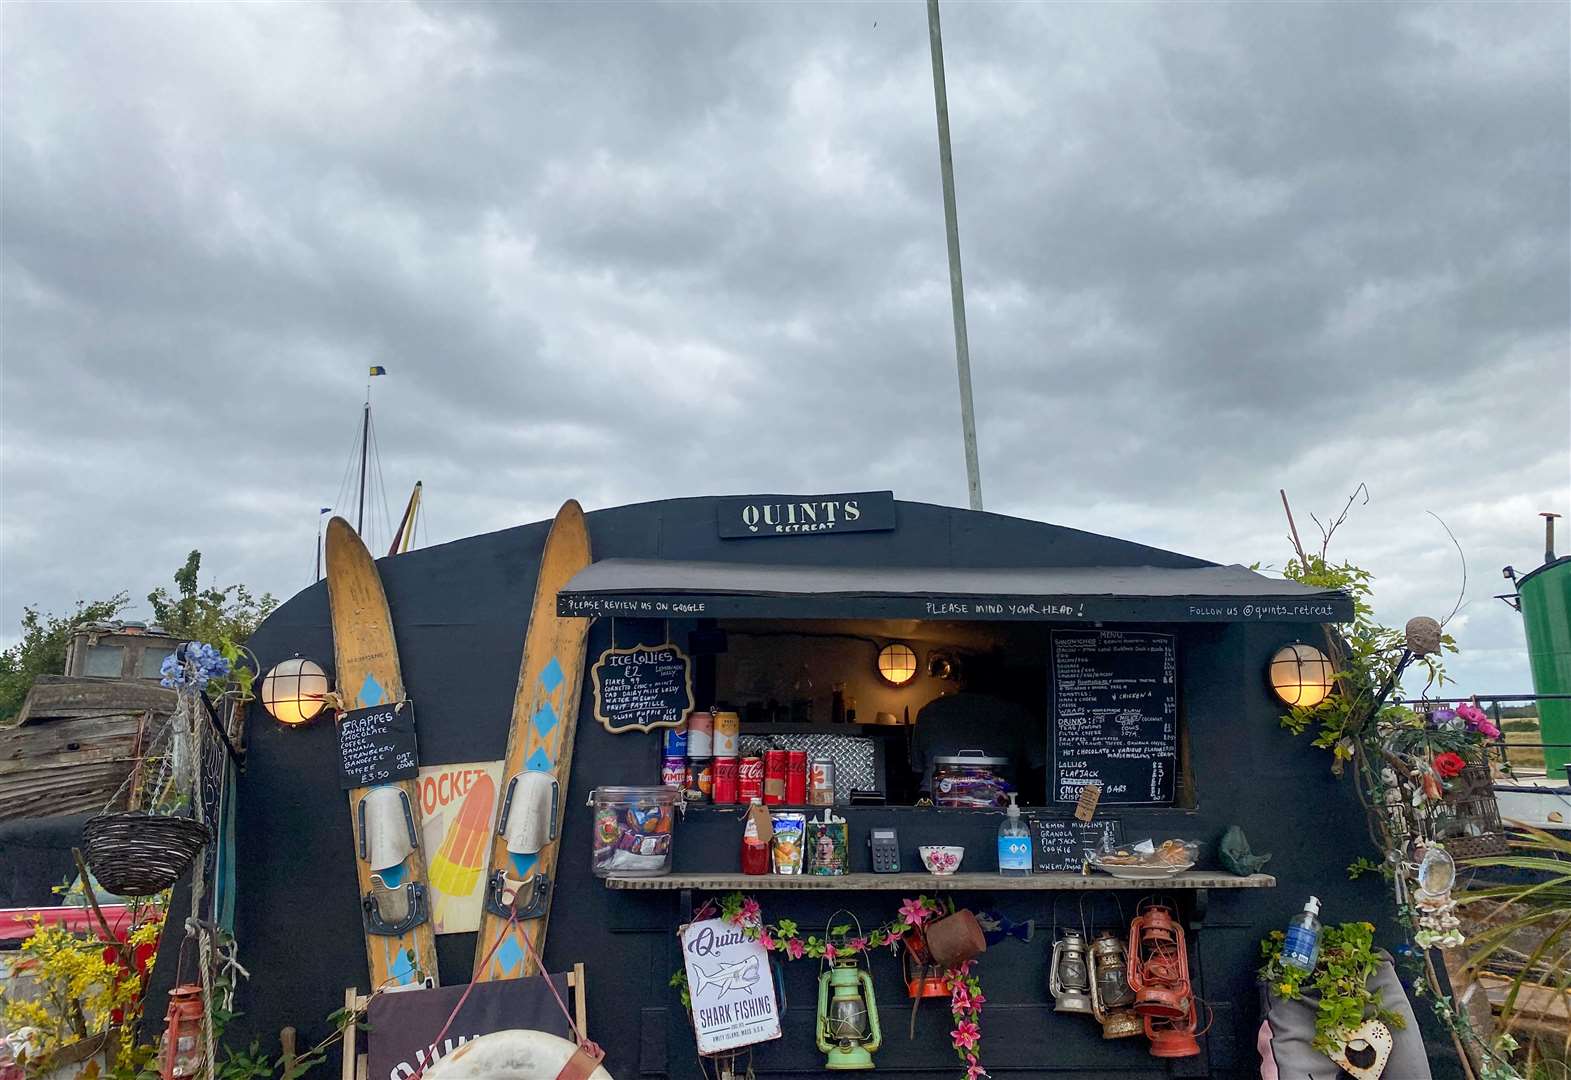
[473, 500, 592, 981]
[325, 517, 441, 990]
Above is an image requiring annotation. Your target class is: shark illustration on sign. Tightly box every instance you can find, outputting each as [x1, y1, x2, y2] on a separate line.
[693, 956, 760, 999]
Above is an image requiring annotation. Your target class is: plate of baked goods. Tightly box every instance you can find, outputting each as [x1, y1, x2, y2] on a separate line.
[1087, 838, 1197, 878]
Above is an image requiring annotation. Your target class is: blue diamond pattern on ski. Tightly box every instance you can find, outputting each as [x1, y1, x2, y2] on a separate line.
[390, 946, 416, 985]
[358, 673, 386, 708]
[525, 747, 552, 774]
[539, 657, 564, 693]
[496, 936, 525, 974]
[509, 852, 539, 877]
[531, 701, 558, 738]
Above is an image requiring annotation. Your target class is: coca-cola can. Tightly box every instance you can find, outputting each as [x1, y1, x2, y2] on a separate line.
[660, 754, 686, 789]
[738, 756, 764, 802]
[712, 756, 739, 805]
[809, 756, 836, 806]
[763, 749, 789, 805]
[786, 750, 808, 804]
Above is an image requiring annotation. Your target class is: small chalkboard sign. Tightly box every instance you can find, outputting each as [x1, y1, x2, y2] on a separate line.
[1031, 816, 1123, 873]
[1051, 630, 1178, 805]
[337, 700, 419, 790]
[593, 643, 694, 734]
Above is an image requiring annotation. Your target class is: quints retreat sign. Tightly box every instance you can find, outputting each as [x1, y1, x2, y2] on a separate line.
[717, 490, 896, 539]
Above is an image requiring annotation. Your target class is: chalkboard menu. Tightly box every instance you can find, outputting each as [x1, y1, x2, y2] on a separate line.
[1031, 816, 1123, 872]
[1051, 630, 1178, 805]
[337, 701, 419, 790]
[593, 643, 694, 734]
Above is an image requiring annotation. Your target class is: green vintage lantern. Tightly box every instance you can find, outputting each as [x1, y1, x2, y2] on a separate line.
[816, 913, 882, 1070]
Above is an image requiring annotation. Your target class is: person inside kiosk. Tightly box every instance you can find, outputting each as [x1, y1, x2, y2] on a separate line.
[909, 653, 1047, 805]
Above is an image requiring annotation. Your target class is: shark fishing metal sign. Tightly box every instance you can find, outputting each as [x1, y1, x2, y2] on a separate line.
[681, 917, 782, 1054]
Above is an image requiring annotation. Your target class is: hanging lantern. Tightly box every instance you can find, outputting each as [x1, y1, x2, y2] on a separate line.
[816, 915, 881, 1070]
[1088, 931, 1143, 1039]
[1048, 930, 1094, 1015]
[1127, 902, 1201, 1058]
[161, 984, 205, 1079]
[900, 929, 950, 1000]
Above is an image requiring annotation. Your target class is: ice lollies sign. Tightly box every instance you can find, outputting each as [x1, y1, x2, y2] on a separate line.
[593, 643, 694, 733]
[682, 917, 781, 1054]
[417, 761, 503, 935]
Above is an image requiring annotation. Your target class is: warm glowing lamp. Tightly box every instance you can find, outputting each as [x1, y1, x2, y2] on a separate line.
[876, 643, 918, 686]
[1268, 642, 1334, 708]
[259, 656, 331, 726]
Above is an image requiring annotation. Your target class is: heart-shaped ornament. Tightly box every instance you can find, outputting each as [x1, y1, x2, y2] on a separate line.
[1329, 1018, 1393, 1080]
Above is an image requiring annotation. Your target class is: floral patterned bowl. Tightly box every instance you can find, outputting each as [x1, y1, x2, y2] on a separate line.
[919, 845, 964, 875]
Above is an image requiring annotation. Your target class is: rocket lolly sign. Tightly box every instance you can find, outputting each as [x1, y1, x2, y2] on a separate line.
[681, 917, 781, 1054]
[421, 762, 503, 934]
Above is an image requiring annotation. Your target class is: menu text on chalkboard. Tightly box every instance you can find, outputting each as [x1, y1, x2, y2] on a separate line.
[338, 701, 420, 790]
[593, 643, 694, 734]
[1051, 630, 1178, 805]
[1030, 816, 1123, 872]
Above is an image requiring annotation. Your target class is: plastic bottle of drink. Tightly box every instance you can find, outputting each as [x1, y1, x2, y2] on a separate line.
[997, 793, 1032, 876]
[1282, 896, 1323, 973]
[741, 797, 771, 876]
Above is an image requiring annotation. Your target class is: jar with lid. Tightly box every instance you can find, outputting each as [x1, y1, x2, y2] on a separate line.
[591, 786, 679, 877]
[932, 750, 1010, 809]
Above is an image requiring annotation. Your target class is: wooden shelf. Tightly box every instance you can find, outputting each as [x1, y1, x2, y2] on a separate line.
[603, 871, 1275, 892]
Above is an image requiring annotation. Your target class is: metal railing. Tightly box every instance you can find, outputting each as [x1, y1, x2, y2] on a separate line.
[1393, 692, 1571, 785]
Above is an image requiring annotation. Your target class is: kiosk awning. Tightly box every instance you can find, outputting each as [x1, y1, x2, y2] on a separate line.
[556, 559, 1352, 623]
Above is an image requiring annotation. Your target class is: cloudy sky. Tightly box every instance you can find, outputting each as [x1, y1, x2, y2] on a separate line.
[3, 1, 1567, 692]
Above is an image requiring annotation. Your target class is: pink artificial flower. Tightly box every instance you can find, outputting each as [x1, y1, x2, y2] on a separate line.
[848, 937, 868, 954]
[738, 898, 762, 926]
[899, 898, 932, 927]
[785, 938, 805, 960]
[1457, 703, 1502, 739]
[951, 1020, 981, 1051]
[824, 943, 838, 961]
[758, 931, 775, 951]
[951, 983, 978, 1012]
[965, 1058, 988, 1080]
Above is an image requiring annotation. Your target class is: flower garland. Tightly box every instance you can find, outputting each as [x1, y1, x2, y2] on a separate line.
[678, 893, 987, 1078]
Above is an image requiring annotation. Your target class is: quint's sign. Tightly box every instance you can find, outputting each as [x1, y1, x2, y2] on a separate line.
[716, 490, 895, 539]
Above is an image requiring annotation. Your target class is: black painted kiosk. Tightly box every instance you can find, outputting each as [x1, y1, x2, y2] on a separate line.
[233, 494, 1452, 1079]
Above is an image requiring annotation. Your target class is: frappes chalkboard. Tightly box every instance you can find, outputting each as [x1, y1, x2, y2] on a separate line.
[337, 701, 419, 790]
[593, 643, 694, 734]
[1051, 630, 1177, 805]
[1031, 817, 1123, 872]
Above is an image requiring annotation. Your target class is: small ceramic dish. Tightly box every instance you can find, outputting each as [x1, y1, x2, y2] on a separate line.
[919, 845, 964, 875]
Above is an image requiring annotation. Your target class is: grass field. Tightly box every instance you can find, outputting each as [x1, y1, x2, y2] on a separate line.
[1501, 717, 1547, 775]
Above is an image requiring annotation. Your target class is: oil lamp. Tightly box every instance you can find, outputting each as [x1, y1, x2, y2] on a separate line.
[900, 929, 950, 1000]
[816, 914, 882, 1070]
[1048, 929, 1093, 1015]
[1088, 931, 1143, 1039]
[1127, 901, 1201, 1058]
[161, 983, 205, 1079]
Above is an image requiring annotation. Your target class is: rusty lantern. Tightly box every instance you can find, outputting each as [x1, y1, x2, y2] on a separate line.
[900, 929, 950, 1000]
[1127, 902, 1201, 1058]
[161, 984, 205, 1079]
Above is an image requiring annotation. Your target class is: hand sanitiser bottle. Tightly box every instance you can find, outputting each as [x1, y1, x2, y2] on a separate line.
[998, 793, 1032, 876]
[1282, 896, 1323, 973]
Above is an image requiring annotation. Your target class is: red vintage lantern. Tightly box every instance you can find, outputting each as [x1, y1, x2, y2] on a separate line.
[1126, 901, 1201, 1058]
[901, 929, 950, 1000]
[161, 984, 205, 1079]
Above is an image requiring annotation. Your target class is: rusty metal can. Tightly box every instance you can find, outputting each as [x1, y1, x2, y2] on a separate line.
[712, 710, 741, 758]
[712, 756, 739, 805]
[660, 754, 686, 789]
[786, 750, 808, 804]
[763, 749, 789, 805]
[738, 756, 764, 802]
[809, 755, 836, 806]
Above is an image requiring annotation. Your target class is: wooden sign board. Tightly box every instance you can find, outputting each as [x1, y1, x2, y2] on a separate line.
[593, 644, 694, 734]
[681, 917, 781, 1054]
[337, 700, 419, 790]
[716, 490, 896, 539]
[1031, 816, 1122, 873]
[1051, 630, 1178, 805]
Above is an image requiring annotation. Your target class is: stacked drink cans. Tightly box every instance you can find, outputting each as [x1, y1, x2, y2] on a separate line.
[660, 710, 816, 806]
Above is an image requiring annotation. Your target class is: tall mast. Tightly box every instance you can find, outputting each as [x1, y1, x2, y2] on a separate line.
[356, 397, 370, 536]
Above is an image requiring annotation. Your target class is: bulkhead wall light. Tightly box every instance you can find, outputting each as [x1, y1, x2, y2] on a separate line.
[259, 656, 331, 726]
[1268, 642, 1334, 709]
[876, 643, 918, 686]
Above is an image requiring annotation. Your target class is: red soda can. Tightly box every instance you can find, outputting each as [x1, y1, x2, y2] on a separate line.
[712, 757, 739, 805]
[661, 754, 686, 788]
[786, 750, 808, 804]
[738, 756, 764, 802]
[763, 749, 789, 805]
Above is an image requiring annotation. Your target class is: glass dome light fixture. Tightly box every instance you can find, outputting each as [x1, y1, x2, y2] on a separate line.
[260, 656, 332, 727]
[1267, 641, 1334, 708]
[876, 642, 918, 686]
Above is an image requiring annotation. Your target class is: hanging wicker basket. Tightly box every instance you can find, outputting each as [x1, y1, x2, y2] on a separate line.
[82, 812, 212, 896]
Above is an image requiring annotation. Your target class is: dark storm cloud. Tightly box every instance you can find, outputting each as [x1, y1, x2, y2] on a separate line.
[2, 1, 1566, 693]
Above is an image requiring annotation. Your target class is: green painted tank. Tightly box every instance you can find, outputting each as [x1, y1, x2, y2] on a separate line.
[1518, 554, 1571, 776]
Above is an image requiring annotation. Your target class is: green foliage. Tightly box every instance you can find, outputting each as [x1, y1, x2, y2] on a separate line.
[148, 551, 277, 649]
[1259, 920, 1406, 1055]
[1346, 856, 1386, 880]
[0, 594, 130, 723]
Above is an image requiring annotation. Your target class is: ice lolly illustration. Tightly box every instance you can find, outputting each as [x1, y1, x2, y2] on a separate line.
[428, 773, 497, 926]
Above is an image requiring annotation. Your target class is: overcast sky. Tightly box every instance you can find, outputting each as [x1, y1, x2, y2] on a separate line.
[3, 1, 1567, 694]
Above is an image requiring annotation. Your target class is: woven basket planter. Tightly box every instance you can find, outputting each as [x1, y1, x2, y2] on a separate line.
[82, 812, 212, 896]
